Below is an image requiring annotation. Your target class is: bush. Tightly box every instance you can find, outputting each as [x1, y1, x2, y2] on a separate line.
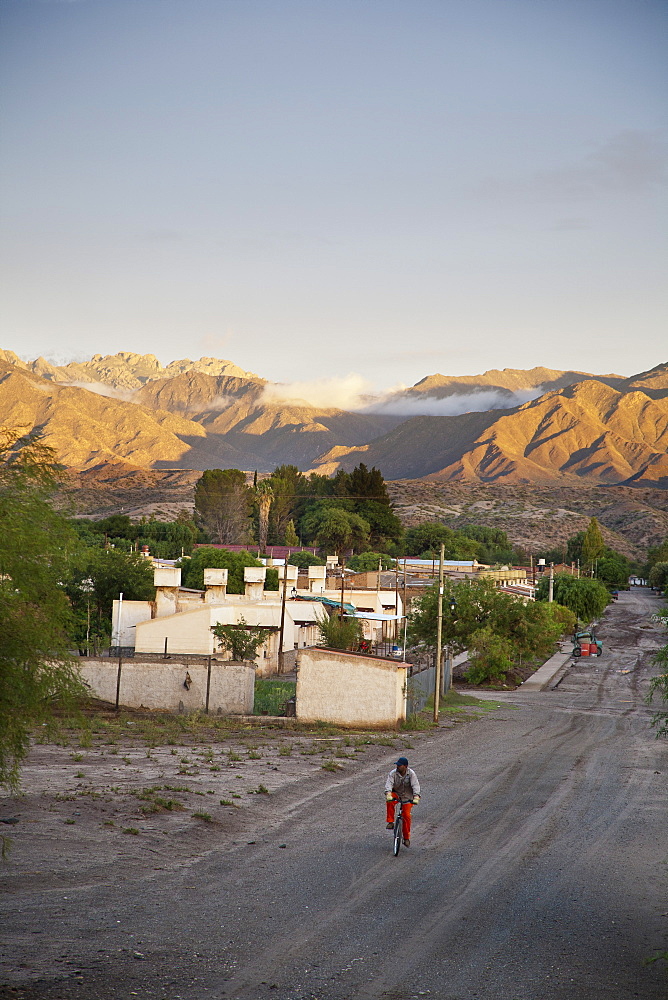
[316, 612, 364, 651]
[347, 552, 395, 572]
[535, 574, 610, 620]
[464, 627, 513, 685]
[288, 551, 326, 569]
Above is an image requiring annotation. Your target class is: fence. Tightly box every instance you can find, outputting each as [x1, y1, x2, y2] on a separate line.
[406, 662, 435, 715]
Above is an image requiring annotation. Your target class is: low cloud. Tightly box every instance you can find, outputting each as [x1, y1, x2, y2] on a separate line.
[189, 394, 232, 412]
[64, 380, 137, 402]
[260, 374, 374, 411]
[361, 386, 544, 417]
[259, 374, 544, 417]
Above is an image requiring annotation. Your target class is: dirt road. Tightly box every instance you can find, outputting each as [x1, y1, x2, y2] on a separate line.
[1, 589, 667, 999]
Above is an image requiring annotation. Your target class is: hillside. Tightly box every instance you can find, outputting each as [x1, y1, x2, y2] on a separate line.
[0, 349, 260, 390]
[1, 350, 666, 489]
[407, 365, 624, 398]
[313, 372, 668, 487]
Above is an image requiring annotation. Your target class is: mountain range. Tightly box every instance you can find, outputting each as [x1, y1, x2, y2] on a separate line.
[1, 349, 666, 488]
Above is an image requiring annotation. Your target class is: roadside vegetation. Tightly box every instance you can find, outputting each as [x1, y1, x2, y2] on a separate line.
[647, 608, 668, 738]
[408, 577, 576, 687]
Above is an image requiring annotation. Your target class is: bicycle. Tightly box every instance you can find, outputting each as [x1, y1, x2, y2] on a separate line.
[391, 797, 414, 856]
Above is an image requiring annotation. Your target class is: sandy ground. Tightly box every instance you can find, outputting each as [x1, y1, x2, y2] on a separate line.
[0, 725, 438, 888]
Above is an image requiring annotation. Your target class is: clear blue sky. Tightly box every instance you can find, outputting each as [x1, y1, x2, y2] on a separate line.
[1, 0, 666, 391]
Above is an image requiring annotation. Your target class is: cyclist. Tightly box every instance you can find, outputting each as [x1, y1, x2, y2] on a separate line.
[385, 756, 421, 847]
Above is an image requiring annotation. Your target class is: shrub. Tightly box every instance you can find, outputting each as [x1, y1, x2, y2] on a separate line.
[464, 627, 513, 685]
[316, 612, 364, 651]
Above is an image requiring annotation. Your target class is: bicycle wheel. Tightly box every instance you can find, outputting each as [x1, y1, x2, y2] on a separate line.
[393, 810, 402, 856]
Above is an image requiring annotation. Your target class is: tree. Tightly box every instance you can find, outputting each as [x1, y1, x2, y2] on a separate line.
[194, 469, 251, 544]
[211, 616, 274, 661]
[409, 577, 568, 679]
[178, 547, 271, 593]
[284, 520, 299, 547]
[596, 552, 631, 590]
[255, 482, 273, 553]
[347, 551, 395, 572]
[535, 573, 610, 620]
[0, 429, 85, 792]
[582, 517, 605, 571]
[265, 465, 308, 543]
[288, 551, 326, 569]
[316, 611, 364, 651]
[301, 505, 370, 556]
[403, 523, 481, 560]
[464, 628, 513, 685]
[649, 563, 668, 595]
[65, 549, 155, 649]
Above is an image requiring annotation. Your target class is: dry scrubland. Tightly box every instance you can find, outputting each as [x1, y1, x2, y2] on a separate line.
[0, 696, 497, 881]
[56, 468, 668, 558]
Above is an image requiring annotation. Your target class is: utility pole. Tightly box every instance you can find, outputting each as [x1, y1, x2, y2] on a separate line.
[394, 562, 399, 642]
[548, 562, 554, 603]
[403, 558, 407, 618]
[433, 544, 444, 724]
[277, 565, 289, 675]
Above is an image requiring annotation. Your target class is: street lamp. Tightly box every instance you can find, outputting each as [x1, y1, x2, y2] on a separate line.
[443, 598, 457, 695]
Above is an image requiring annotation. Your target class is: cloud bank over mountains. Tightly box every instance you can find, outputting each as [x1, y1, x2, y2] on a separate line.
[260, 374, 543, 416]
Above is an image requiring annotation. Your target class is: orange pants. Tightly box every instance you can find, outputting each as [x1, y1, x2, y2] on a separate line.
[386, 796, 412, 840]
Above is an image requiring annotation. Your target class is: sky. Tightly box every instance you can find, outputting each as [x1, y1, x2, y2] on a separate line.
[0, 0, 666, 393]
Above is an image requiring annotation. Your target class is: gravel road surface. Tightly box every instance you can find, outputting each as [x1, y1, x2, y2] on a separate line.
[1, 589, 666, 999]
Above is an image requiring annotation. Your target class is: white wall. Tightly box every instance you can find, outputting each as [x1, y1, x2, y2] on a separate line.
[112, 600, 152, 646]
[296, 647, 407, 727]
[78, 657, 254, 714]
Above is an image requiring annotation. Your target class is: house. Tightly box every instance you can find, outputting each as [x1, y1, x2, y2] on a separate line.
[111, 561, 403, 674]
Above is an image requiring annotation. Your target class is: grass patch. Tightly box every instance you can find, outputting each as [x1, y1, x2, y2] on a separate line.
[441, 690, 501, 711]
[321, 760, 343, 772]
[192, 811, 213, 822]
[253, 678, 296, 717]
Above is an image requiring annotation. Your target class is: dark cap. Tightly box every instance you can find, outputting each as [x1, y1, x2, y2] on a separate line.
[395, 757, 409, 766]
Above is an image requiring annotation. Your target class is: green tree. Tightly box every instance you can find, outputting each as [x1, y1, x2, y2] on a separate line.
[178, 547, 273, 593]
[64, 549, 155, 651]
[255, 482, 273, 553]
[288, 551, 326, 569]
[464, 627, 513, 685]
[582, 517, 605, 571]
[535, 573, 610, 620]
[649, 563, 668, 595]
[347, 551, 395, 572]
[0, 429, 85, 792]
[194, 469, 251, 544]
[409, 577, 569, 679]
[211, 616, 274, 661]
[403, 523, 482, 560]
[284, 519, 299, 547]
[265, 465, 308, 543]
[596, 551, 631, 590]
[301, 505, 370, 556]
[316, 611, 364, 651]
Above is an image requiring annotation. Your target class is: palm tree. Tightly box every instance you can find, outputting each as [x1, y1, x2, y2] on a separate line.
[256, 482, 273, 554]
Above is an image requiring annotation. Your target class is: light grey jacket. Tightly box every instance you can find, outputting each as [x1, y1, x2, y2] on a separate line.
[385, 767, 420, 803]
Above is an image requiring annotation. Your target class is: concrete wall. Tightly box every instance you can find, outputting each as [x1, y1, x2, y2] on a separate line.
[112, 600, 152, 646]
[78, 657, 254, 714]
[296, 647, 407, 728]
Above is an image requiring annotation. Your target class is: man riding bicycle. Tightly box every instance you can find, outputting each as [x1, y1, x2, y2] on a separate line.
[385, 757, 420, 847]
